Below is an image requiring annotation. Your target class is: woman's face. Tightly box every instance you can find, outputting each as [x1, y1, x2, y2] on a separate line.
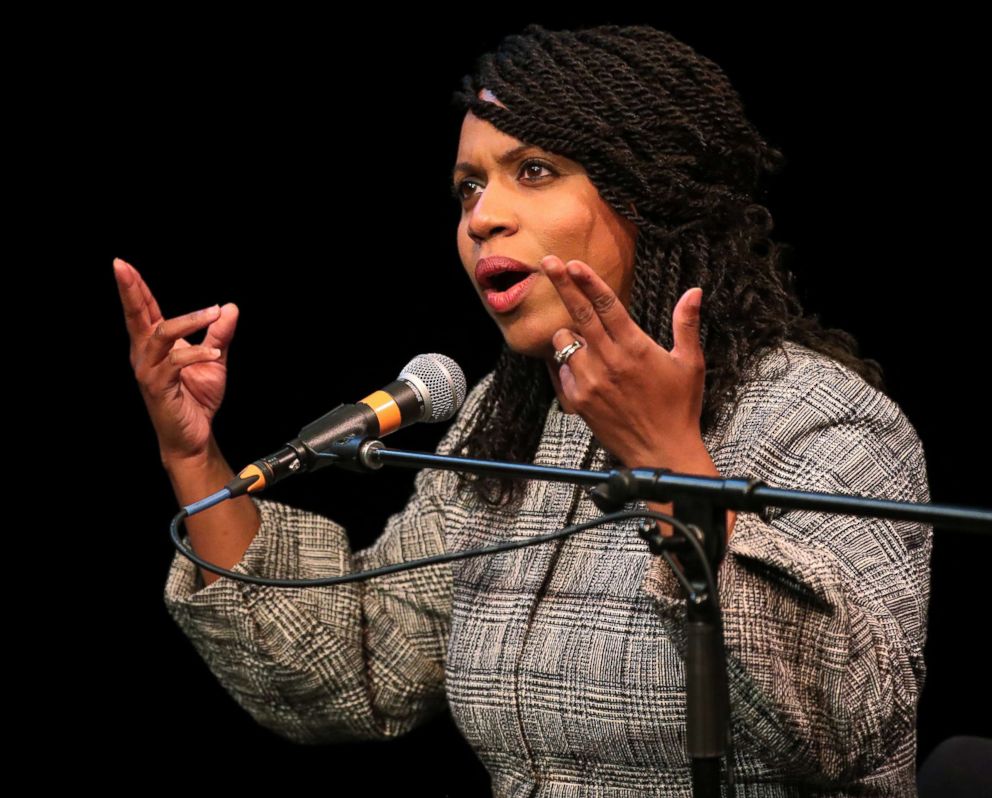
[452, 92, 638, 362]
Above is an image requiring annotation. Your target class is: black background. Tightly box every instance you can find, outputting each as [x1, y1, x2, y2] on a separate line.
[84, 11, 990, 793]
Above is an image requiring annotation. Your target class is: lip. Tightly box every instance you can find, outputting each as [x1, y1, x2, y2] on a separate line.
[474, 256, 540, 314]
[474, 256, 537, 290]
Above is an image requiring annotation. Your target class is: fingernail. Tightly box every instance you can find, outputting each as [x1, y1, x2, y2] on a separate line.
[209, 347, 222, 357]
[566, 262, 582, 278]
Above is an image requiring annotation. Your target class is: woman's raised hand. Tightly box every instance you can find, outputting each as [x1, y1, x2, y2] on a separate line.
[539, 254, 706, 471]
[114, 257, 239, 466]
[540, 254, 736, 540]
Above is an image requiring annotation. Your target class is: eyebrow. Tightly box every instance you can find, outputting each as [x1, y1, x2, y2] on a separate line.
[451, 144, 543, 185]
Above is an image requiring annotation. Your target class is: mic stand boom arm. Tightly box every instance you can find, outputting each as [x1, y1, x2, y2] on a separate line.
[317, 435, 991, 798]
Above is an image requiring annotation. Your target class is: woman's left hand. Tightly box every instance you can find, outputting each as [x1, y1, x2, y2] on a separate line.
[540, 254, 706, 470]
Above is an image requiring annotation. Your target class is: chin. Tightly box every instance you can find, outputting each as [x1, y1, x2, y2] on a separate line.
[485, 295, 566, 360]
[499, 325, 556, 361]
[503, 340, 546, 360]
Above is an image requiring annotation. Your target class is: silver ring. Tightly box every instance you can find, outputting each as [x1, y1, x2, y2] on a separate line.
[554, 339, 584, 366]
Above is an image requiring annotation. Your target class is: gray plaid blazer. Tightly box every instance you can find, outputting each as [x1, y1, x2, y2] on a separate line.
[164, 340, 931, 796]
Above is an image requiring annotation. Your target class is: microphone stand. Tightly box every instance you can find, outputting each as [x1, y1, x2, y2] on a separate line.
[320, 435, 991, 798]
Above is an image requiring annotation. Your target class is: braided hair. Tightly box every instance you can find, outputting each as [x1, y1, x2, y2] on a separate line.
[448, 23, 885, 510]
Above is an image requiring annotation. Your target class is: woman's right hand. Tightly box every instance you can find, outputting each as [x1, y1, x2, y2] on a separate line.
[114, 257, 239, 466]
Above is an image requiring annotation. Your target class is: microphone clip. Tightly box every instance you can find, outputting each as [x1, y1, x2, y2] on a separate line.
[321, 435, 385, 472]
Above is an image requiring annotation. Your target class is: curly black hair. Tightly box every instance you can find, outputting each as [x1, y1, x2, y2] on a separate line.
[448, 23, 885, 510]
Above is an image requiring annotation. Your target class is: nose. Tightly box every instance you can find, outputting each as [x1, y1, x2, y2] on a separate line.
[466, 181, 518, 244]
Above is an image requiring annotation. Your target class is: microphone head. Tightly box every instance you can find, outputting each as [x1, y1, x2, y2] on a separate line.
[398, 354, 467, 422]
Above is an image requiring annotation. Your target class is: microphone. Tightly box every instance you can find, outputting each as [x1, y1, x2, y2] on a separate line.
[229, 354, 466, 495]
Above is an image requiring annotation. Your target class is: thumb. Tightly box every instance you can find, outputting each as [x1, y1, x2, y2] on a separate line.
[671, 287, 703, 361]
[202, 302, 239, 355]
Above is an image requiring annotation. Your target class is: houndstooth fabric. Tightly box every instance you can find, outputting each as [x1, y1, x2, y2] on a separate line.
[164, 340, 931, 796]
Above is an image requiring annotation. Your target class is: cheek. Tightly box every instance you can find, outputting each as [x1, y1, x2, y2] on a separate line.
[543, 200, 598, 245]
[588, 217, 634, 290]
[456, 221, 473, 269]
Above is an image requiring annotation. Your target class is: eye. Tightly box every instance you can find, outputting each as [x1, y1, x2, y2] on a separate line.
[450, 179, 480, 203]
[519, 159, 556, 182]
[450, 158, 557, 203]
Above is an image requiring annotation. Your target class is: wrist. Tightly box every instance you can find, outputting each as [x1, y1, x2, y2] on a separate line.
[161, 439, 237, 510]
[623, 431, 711, 474]
[635, 435, 736, 542]
[160, 435, 221, 474]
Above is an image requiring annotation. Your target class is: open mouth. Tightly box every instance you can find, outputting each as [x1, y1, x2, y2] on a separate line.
[487, 271, 531, 292]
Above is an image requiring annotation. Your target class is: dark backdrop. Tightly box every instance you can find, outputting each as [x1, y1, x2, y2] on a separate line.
[85, 11, 988, 793]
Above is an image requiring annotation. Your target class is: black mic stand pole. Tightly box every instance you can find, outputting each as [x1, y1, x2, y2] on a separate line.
[589, 468, 733, 797]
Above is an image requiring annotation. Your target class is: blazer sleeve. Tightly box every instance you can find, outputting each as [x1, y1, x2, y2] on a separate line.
[162, 372, 492, 744]
[641, 355, 932, 788]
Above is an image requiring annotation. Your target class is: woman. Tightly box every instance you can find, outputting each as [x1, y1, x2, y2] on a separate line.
[117, 23, 931, 796]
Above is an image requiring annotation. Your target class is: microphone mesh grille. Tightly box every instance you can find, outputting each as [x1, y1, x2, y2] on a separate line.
[399, 354, 467, 422]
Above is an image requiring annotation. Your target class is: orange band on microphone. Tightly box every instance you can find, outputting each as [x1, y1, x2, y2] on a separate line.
[359, 389, 402, 435]
[238, 464, 267, 492]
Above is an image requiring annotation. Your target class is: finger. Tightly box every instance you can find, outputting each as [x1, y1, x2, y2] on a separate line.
[200, 302, 239, 363]
[551, 328, 587, 364]
[114, 258, 154, 340]
[128, 261, 164, 327]
[550, 329, 587, 405]
[671, 287, 704, 366]
[559, 360, 578, 399]
[142, 339, 222, 396]
[558, 259, 642, 348]
[540, 255, 609, 348]
[167, 343, 223, 369]
[146, 305, 222, 366]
